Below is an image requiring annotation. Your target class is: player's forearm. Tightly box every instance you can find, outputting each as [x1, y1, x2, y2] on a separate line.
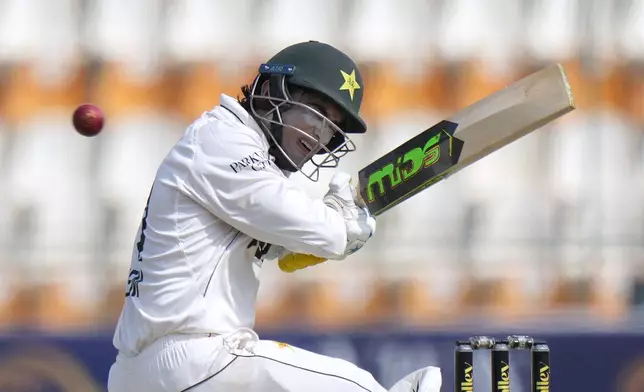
[230, 195, 348, 259]
[188, 176, 347, 259]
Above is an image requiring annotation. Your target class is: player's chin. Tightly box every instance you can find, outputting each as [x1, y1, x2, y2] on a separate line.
[280, 149, 306, 170]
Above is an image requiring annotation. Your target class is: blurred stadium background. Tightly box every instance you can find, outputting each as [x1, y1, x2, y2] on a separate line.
[0, 0, 643, 391]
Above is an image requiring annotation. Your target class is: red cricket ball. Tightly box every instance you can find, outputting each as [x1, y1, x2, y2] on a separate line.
[72, 103, 104, 137]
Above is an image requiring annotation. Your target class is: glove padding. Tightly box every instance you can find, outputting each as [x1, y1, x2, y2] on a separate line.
[277, 172, 376, 273]
[264, 246, 327, 273]
[323, 171, 376, 257]
[264, 245, 327, 273]
[278, 253, 327, 273]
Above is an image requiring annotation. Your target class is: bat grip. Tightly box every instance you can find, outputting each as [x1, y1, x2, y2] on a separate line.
[352, 179, 367, 209]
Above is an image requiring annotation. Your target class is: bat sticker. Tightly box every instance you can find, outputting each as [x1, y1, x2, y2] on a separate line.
[358, 120, 464, 215]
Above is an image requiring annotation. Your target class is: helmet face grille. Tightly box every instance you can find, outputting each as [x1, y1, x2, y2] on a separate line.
[260, 41, 367, 135]
[245, 41, 366, 182]
[248, 72, 357, 182]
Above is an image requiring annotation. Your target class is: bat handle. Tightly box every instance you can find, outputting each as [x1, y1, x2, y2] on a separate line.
[352, 179, 367, 209]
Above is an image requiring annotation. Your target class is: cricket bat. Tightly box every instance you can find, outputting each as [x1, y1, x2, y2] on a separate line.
[278, 63, 575, 272]
[356, 63, 575, 216]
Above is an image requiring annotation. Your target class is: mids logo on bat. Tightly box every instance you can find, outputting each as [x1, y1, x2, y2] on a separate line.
[230, 151, 271, 173]
[360, 120, 464, 213]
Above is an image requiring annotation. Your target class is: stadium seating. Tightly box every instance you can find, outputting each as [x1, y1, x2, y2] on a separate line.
[0, 0, 642, 330]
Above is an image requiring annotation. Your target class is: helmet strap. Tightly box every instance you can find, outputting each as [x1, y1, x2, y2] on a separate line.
[254, 74, 295, 172]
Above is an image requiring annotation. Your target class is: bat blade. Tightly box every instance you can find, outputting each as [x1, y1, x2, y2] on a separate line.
[357, 63, 575, 216]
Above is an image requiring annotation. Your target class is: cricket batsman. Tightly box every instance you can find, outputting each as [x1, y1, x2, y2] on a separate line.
[107, 40, 442, 392]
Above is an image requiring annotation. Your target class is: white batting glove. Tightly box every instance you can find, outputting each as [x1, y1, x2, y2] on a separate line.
[274, 172, 376, 273]
[323, 171, 376, 258]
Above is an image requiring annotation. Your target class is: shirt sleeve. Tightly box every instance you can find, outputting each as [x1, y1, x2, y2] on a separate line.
[183, 118, 347, 259]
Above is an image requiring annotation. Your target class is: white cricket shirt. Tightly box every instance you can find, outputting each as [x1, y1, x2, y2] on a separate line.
[112, 94, 347, 357]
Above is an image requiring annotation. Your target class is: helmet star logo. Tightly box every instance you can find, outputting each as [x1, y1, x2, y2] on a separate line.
[339, 69, 360, 101]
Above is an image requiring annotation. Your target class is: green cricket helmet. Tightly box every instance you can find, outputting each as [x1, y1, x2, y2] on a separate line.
[247, 40, 366, 181]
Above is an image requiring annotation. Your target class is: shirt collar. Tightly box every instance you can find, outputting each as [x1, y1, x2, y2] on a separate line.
[218, 94, 262, 133]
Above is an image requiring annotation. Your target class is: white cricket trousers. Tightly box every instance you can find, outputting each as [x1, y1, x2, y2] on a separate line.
[107, 328, 388, 392]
